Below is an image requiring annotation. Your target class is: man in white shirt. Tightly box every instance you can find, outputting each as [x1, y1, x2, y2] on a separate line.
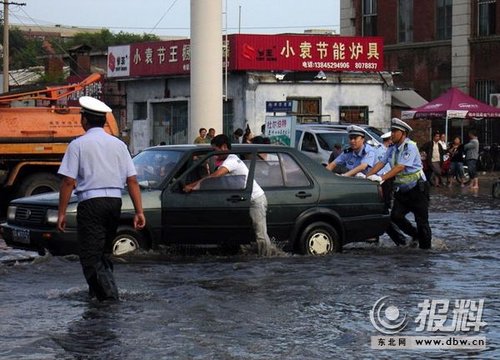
[183, 134, 276, 256]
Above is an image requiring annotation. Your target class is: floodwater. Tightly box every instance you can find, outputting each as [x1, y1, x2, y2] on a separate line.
[0, 178, 499, 359]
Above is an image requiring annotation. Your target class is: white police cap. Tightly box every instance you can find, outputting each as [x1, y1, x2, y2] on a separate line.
[347, 125, 365, 137]
[79, 96, 112, 116]
[391, 117, 413, 132]
[381, 131, 392, 140]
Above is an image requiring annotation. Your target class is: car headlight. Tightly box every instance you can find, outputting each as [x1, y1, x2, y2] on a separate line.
[7, 206, 17, 221]
[45, 209, 59, 225]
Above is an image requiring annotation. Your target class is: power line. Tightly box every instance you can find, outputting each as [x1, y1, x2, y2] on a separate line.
[149, 0, 180, 33]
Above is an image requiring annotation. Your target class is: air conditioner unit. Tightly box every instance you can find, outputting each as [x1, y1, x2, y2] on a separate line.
[489, 93, 500, 108]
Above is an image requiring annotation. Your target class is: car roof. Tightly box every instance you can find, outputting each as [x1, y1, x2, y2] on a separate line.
[144, 143, 299, 152]
[296, 125, 347, 134]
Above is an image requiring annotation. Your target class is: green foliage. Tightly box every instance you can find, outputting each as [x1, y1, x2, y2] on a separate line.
[62, 29, 160, 51]
[1, 25, 44, 70]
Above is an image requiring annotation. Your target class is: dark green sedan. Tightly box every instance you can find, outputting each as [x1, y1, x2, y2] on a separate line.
[1, 144, 389, 256]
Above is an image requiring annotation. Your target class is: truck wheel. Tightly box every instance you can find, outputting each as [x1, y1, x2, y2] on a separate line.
[17, 173, 60, 198]
[298, 221, 342, 255]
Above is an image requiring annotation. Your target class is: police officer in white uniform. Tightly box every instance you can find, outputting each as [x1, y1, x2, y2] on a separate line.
[326, 125, 376, 177]
[367, 118, 431, 249]
[57, 96, 146, 301]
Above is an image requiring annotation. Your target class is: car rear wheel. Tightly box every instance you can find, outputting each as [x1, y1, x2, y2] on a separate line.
[299, 221, 341, 255]
[111, 230, 146, 256]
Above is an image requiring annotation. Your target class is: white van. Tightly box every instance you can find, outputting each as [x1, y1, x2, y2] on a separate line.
[295, 124, 383, 166]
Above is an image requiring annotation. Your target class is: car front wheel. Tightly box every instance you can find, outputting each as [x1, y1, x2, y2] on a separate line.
[299, 221, 341, 255]
[111, 230, 146, 256]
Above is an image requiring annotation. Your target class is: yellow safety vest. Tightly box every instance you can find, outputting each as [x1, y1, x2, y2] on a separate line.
[391, 140, 424, 186]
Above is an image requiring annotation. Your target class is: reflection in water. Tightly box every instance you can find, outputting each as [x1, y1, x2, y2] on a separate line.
[52, 302, 120, 359]
[0, 184, 498, 359]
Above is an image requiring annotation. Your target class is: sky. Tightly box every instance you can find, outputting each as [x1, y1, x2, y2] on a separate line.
[10, 0, 340, 37]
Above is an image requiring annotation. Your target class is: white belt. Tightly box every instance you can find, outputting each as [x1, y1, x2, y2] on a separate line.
[77, 188, 122, 202]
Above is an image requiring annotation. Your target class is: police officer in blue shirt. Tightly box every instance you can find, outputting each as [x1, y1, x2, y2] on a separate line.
[57, 96, 146, 301]
[326, 125, 376, 177]
[367, 118, 431, 249]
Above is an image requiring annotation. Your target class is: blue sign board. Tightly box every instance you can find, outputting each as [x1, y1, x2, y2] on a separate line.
[266, 101, 294, 113]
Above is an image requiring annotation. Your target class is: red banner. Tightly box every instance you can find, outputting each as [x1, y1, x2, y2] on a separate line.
[111, 34, 384, 78]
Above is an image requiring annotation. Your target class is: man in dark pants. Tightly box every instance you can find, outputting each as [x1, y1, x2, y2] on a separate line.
[57, 96, 146, 301]
[367, 118, 432, 249]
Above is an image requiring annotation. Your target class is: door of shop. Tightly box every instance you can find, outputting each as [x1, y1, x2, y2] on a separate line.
[152, 100, 188, 145]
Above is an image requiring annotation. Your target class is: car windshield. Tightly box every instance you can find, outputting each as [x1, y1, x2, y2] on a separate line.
[133, 149, 182, 188]
[363, 126, 383, 144]
[316, 132, 350, 150]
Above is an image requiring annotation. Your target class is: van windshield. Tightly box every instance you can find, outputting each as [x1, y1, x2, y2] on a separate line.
[316, 132, 350, 150]
[363, 126, 383, 144]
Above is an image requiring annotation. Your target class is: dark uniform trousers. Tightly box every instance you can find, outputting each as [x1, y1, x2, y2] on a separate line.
[382, 179, 407, 246]
[391, 180, 432, 249]
[77, 197, 122, 301]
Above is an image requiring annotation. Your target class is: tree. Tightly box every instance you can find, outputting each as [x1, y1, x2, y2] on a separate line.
[1, 25, 44, 70]
[60, 29, 160, 52]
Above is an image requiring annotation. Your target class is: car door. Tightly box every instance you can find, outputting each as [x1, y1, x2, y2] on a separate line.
[252, 150, 320, 244]
[298, 130, 324, 164]
[161, 150, 254, 246]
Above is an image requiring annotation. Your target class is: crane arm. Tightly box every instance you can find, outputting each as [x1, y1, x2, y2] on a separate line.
[0, 73, 102, 105]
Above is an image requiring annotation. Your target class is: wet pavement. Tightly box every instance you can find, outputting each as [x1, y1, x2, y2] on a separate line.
[0, 173, 498, 359]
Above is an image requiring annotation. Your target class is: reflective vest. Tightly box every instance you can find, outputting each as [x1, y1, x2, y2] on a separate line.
[391, 140, 424, 187]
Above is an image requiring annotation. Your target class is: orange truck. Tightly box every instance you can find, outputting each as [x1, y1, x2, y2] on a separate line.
[0, 73, 119, 207]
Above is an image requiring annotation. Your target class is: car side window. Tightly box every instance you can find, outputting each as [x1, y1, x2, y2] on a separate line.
[301, 132, 318, 153]
[186, 152, 250, 191]
[254, 155, 284, 187]
[281, 153, 311, 187]
[255, 153, 310, 188]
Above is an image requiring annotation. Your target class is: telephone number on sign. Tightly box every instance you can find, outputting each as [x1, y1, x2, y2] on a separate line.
[355, 62, 378, 69]
[303, 62, 350, 70]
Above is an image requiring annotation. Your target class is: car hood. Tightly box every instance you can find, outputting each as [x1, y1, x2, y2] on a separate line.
[10, 189, 161, 214]
[10, 191, 77, 206]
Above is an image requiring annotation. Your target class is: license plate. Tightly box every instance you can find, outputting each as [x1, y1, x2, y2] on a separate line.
[12, 229, 30, 244]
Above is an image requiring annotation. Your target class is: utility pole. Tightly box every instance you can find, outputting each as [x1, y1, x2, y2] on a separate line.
[1, 1, 26, 93]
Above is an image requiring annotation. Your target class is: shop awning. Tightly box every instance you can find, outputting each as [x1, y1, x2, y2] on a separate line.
[392, 89, 428, 109]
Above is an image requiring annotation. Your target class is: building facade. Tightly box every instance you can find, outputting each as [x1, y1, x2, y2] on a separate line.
[340, 0, 500, 145]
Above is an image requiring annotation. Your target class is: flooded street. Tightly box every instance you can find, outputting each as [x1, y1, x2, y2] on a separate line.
[1, 177, 499, 359]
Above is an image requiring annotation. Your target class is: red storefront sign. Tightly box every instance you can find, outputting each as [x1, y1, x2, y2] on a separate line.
[130, 39, 191, 77]
[110, 34, 383, 78]
[229, 34, 383, 72]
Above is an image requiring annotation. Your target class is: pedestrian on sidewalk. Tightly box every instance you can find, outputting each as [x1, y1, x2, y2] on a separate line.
[464, 129, 479, 189]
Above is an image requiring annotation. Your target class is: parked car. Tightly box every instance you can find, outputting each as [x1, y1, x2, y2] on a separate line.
[295, 124, 383, 166]
[1, 144, 390, 256]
